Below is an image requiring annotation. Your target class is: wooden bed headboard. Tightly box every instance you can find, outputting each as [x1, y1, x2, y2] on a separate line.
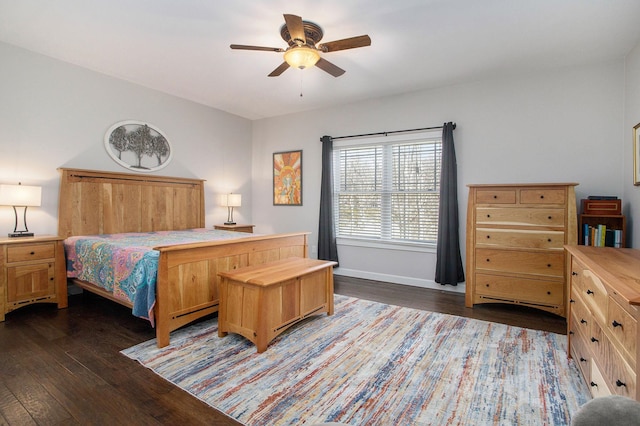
[58, 168, 205, 238]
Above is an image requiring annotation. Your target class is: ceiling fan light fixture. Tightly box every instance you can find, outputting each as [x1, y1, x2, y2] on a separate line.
[283, 46, 320, 69]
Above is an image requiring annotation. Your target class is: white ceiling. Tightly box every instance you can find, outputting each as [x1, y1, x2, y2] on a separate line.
[1, 0, 640, 120]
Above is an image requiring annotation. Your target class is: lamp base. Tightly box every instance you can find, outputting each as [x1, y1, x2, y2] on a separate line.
[9, 232, 34, 238]
[224, 221, 236, 225]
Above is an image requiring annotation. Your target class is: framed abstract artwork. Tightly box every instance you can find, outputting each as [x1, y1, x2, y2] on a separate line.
[273, 150, 302, 205]
[104, 120, 172, 172]
[634, 122, 640, 185]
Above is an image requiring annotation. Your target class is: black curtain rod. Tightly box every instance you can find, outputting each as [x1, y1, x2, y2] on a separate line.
[322, 123, 456, 141]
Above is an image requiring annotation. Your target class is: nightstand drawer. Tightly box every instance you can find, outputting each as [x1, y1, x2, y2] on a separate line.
[6, 262, 55, 303]
[7, 243, 56, 262]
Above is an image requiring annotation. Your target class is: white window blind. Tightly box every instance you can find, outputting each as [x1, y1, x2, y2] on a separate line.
[333, 132, 442, 244]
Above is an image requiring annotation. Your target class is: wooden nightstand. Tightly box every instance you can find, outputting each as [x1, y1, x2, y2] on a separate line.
[214, 224, 255, 233]
[0, 235, 68, 321]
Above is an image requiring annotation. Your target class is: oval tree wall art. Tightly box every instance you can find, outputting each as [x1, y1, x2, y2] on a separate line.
[104, 120, 173, 172]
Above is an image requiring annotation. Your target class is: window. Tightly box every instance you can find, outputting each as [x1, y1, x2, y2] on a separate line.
[333, 131, 442, 244]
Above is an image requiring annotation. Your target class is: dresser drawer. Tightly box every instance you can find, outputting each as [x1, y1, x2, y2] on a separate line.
[570, 258, 588, 294]
[476, 207, 565, 227]
[593, 325, 637, 399]
[581, 269, 608, 325]
[475, 248, 565, 278]
[476, 189, 516, 204]
[475, 273, 564, 306]
[608, 297, 637, 366]
[571, 290, 592, 337]
[7, 243, 56, 263]
[520, 188, 566, 205]
[590, 361, 613, 398]
[570, 328, 591, 385]
[476, 228, 565, 250]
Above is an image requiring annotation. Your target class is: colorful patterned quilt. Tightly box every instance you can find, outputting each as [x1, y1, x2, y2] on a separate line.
[64, 228, 252, 326]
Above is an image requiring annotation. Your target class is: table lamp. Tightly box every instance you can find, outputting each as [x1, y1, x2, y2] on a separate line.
[0, 183, 42, 237]
[221, 193, 241, 225]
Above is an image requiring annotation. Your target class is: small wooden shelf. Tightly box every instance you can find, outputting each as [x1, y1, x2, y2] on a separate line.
[578, 214, 626, 248]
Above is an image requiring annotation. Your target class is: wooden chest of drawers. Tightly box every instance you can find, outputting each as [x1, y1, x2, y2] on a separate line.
[466, 183, 578, 317]
[565, 245, 640, 400]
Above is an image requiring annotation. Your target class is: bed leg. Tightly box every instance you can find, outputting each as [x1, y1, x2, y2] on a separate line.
[157, 329, 170, 348]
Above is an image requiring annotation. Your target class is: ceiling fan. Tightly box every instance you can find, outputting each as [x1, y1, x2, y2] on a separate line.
[230, 14, 371, 77]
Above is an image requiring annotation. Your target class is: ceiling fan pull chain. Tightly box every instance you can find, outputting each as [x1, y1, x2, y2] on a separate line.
[300, 72, 304, 98]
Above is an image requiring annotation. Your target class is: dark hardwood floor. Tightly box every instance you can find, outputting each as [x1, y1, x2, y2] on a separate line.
[0, 277, 566, 425]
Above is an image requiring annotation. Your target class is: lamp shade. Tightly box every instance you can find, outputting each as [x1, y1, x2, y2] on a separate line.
[221, 193, 242, 207]
[283, 46, 320, 69]
[0, 184, 42, 207]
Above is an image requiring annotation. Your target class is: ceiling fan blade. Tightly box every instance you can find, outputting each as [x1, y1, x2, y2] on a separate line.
[283, 14, 306, 45]
[230, 44, 284, 52]
[268, 62, 290, 77]
[315, 58, 345, 77]
[319, 35, 371, 52]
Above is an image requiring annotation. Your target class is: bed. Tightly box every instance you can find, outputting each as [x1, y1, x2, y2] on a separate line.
[57, 168, 309, 347]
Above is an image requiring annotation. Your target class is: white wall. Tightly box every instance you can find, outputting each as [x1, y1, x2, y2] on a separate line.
[252, 61, 626, 292]
[0, 42, 253, 235]
[624, 40, 640, 249]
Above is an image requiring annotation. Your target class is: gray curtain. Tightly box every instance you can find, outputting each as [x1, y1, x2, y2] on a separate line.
[318, 135, 339, 264]
[435, 122, 465, 285]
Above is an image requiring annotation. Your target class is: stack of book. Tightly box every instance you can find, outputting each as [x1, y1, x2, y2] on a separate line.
[582, 224, 623, 248]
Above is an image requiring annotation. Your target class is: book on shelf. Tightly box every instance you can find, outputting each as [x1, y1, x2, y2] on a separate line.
[582, 224, 622, 247]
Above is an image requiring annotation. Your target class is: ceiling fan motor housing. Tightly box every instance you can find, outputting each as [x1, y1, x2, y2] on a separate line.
[280, 20, 324, 48]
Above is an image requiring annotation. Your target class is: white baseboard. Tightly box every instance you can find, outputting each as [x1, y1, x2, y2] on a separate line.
[334, 267, 466, 294]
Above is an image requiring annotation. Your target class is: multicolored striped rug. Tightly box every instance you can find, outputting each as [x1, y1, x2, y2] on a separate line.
[122, 295, 590, 425]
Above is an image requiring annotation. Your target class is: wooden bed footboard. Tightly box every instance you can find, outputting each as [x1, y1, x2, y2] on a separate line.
[154, 232, 308, 347]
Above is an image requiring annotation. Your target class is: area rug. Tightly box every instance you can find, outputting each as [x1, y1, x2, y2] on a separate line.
[121, 295, 591, 425]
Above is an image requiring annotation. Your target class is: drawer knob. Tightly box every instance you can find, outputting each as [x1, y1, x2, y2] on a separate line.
[547, 291, 551, 295]
[570, 299, 575, 303]
[486, 235, 491, 239]
[590, 381, 598, 388]
[548, 216, 552, 220]
[590, 337, 599, 343]
[540, 195, 544, 199]
[572, 272, 578, 276]
[612, 320, 622, 328]
[547, 238, 552, 242]
[493, 195, 497, 199]
[580, 357, 587, 363]
[546, 264, 552, 268]
[586, 289, 594, 295]
[485, 259, 490, 262]
[486, 214, 491, 218]
[30, 251, 35, 255]
[485, 284, 490, 287]
[616, 379, 627, 388]
[569, 331, 574, 335]
[580, 319, 587, 324]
